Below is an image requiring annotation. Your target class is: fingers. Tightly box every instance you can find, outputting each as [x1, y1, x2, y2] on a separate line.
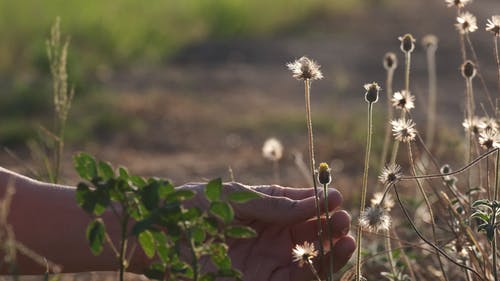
[235, 186, 342, 224]
[292, 210, 351, 245]
[321, 235, 356, 274]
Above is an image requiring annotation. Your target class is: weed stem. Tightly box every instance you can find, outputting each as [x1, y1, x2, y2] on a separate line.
[304, 79, 325, 263]
[355, 102, 374, 281]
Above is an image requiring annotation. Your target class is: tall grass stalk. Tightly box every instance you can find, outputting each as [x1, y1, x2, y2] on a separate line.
[46, 17, 74, 183]
[407, 143, 448, 281]
[355, 100, 375, 281]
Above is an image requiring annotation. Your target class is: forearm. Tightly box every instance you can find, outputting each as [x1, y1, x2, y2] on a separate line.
[0, 167, 146, 274]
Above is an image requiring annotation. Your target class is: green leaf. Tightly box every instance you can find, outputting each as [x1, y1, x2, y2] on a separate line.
[158, 181, 175, 199]
[118, 167, 129, 180]
[203, 217, 219, 236]
[165, 189, 195, 203]
[138, 230, 156, 258]
[153, 231, 170, 263]
[200, 273, 216, 281]
[76, 183, 94, 214]
[191, 226, 206, 244]
[225, 226, 257, 238]
[144, 263, 165, 280]
[98, 161, 114, 180]
[227, 191, 260, 203]
[141, 182, 160, 211]
[74, 152, 98, 181]
[472, 199, 491, 208]
[471, 211, 489, 223]
[132, 218, 154, 236]
[205, 178, 222, 202]
[182, 207, 202, 220]
[130, 175, 146, 189]
[210, 202, 234, 223]
[210, 243, 231, 270]
[86, 219, 106, 255]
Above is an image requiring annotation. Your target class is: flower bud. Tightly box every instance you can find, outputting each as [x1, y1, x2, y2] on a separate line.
[461, 60, 476, 79]
[364, 82, 381, 104]
[399, 33, 415, 53]
[383, 52, 398, 71]
[317, 162, 332, 185]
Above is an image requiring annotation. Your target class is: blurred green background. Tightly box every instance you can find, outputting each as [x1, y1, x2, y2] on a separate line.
[0, 0, 368, 147]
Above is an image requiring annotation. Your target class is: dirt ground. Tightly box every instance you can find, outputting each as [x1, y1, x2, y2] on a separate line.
[3, 0, 500, 279]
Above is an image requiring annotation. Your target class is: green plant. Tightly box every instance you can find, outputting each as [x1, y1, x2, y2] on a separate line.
[74, 152, 258, 281]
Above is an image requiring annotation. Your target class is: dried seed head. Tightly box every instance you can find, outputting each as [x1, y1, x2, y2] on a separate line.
[286, 56, 323, 81]
[391, 118, 417, 143]
[379, 163, 403, 186]
[392, 90, 415, 112]
[371, 192, 395, 211]
[478, 117, 499, 132]
[461, 60, 476, 79]
[445, 0, 472, 8]
[292, 241, 318, 267]
[364, 82, 381, 103]
[478, 129, 500, 150]
[262, 138, 284, 161]
[383, 52, 398, 71]
[422, 34, 439, 51]
[317, 162, 332, 185]
[440, 164, 456, 182]
[486, 15, 500, 37]
[398, 33, 416, 53]
[359, 205, 391, 232]
[462, 116, 481, 135]
[456, 12, 478, 34]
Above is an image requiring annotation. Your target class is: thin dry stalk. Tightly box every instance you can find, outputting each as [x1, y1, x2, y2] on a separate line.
[407, 144, 449, 281]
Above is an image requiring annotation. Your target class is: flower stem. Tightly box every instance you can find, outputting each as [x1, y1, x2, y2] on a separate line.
[304, 79, 325, 262]
[380, 68, 395, 169]
[425, 43, 437, 148]
[404, 52, 411, 93]
[307, 259, 322, 281]
[494, 37, 500, 100]
[323, 183, 334, 281]
[355, 102, 374, 281]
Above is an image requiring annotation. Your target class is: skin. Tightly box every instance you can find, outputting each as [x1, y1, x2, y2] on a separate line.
[0, 167, 355, 281]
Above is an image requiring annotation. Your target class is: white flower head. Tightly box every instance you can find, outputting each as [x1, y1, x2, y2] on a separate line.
[292, 241, 318, 267]
[262, 138, 284, 161]
[478, 129, 500, 150]
[379, 163, 403, 186]
[392, 90, 415, 112]
[391, 118, 417, 143]
[462, 116, 481, 135]
[445, 0, 472, 8]
[478, 117, 499, 132]
[287, 56, 323, 81]
[456, 12, 478, 34]
[359, 205, 391, 232]
[371, 192, 395, 211]
[486, 15, 500, 37]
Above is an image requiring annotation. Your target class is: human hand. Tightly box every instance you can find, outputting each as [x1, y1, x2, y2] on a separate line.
[183, 183, 355, 281]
